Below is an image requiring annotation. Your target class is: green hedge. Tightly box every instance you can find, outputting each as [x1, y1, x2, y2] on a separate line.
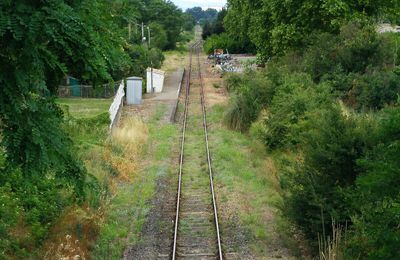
[204, 33, 249, 54]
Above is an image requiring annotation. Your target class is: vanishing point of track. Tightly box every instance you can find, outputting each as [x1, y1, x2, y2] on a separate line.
[172, 41, 223, 259]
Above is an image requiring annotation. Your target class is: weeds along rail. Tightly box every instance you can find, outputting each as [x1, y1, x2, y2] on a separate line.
[172, 41, 223, 259]
[172, 42, 192, 259]
[196, 45, 223, 259]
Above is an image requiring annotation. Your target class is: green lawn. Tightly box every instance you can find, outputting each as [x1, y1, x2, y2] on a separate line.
[56, 98, 112, 118]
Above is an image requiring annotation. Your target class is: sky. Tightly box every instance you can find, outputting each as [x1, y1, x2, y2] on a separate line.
[171, 0, 227, 11]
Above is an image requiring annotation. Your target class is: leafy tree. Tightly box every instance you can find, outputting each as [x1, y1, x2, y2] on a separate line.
[348, 105, 400, 259]
[145, 0, 184, 49]
[148, 22, 168, 50]
[186, 7, 218, 24]
[126, 45, 164, 76]
[202, 8, 227, 39]
[0, 0, 111, 187]
[225, 0, 400, 61]
[0, 0, 127, 255]
[182, 13, 196, 31]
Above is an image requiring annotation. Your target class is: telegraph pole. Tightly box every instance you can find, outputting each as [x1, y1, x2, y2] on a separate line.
[128, 22, 131, 40]
[147, 26, 151, 48]
[141, 22, 145, 42]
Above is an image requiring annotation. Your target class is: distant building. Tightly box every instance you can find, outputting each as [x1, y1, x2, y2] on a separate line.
[377, 23, 400, 34]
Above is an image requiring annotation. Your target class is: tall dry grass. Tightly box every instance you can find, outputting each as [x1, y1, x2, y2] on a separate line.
[106, 117, 148, 180]
[318, 222, 346, 260]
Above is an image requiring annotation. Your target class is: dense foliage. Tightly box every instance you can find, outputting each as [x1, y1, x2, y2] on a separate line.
[224, 18, 400, 258]
[0, 0, 188, 257]
[202, 8, 227, 39]
[203, 33, 251, 55]
[202, 8, 255, 54]
[348, 105, 400, 258]
[192, 3, 400, 256]
[224, 0, 400, 61]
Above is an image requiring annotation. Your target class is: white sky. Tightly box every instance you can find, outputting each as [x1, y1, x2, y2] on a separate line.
[171, 0, 227, 10]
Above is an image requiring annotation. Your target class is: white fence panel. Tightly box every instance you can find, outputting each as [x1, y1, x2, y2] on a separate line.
[109, 82, 125, 129]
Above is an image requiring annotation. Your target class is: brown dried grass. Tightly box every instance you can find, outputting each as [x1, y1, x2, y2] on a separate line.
[109, 117, 148, 180]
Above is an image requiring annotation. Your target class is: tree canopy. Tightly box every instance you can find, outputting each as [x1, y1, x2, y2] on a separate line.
[0, 0, 189, 257]
[186, 7, 218, 24]
[224, 0, 400, 61]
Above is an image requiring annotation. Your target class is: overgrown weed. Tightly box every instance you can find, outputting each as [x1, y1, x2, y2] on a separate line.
[107, 117, 148, 180]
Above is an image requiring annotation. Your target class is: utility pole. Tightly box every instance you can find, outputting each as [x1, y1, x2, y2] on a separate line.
[147, 26, 151, 48]
[395, 36, 398, 66]
[141, 22, 145, 42]
[128, 22, 131, 40]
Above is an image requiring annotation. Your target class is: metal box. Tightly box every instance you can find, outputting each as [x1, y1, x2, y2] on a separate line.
[126, 77, 142, 105]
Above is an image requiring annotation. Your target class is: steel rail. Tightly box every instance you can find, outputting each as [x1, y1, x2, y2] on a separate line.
[172, 43, 193, 260]
[172, 40, 223, 260]
[196, 45, 223, 260]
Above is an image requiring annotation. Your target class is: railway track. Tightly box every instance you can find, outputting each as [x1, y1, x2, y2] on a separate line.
[172, 41, 223, 260]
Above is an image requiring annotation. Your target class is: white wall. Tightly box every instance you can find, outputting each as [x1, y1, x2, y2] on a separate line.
[146, 68, 165, 93]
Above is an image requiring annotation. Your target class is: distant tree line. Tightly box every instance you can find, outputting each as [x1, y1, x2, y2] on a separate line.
[185, 7, 218, 24]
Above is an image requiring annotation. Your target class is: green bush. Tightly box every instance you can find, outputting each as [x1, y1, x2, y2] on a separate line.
[204, 33, 248, 54]
[283, 105, 374, 246]
[347, 105, 400, 259]
[263, 73, 332, 149]
[346, 70, 400, 110]
[126, 45, 165, 77]
[303, 23, 392, 82]
[224, 71, 277, 131]
[0, 155, 22, 259]
[0, 149, 78, 258]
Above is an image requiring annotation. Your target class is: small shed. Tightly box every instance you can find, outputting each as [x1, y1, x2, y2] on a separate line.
[126, 77, 143, 105]
[146, 68, 165, 93]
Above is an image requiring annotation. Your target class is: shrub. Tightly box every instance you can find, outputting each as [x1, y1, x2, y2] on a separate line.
[224, 71, 276, 131]
[0, 149, 81, 258]
[347, 105, 400, 259]
[0, 170, 22, 258]
[283, 104, 375, 247]
[303, 23, 390, 83]
[347, 70, 400, 110]
[263, 74, 332, 149]
[203, 33, 247, 54]
[127, 45, 165, 77]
